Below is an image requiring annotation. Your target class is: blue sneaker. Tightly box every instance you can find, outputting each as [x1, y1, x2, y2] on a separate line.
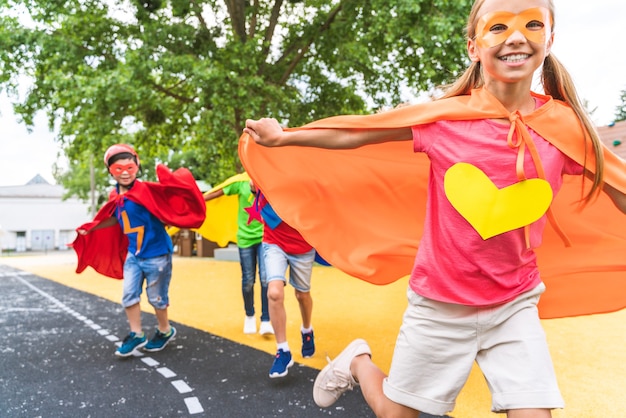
[115, 332, 147, 357]
[269, 349, 294, 378]
[144, 327, 177, 352]
[302, 330, 315, 358]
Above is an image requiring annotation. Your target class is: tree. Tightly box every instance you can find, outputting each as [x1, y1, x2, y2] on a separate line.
[0, 0, 470, 199]
[615, 88, 626, 122]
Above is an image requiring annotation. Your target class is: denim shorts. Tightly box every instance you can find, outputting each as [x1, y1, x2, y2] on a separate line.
[262, 243, 315, 292]
[122, 252, 172, 310]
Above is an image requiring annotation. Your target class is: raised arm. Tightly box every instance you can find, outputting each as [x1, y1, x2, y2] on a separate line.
[77, 216, 118, 235]
[244, 118, 412, 149]
[204, 189, 225, 202]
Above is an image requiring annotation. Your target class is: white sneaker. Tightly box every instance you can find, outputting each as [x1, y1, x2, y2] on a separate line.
[243, 316, 257, 334]
[313, 339, 371, 408]
[259, 321, 274, 335]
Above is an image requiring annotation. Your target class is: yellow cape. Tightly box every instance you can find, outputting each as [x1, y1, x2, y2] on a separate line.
[168, 172, 250, 247]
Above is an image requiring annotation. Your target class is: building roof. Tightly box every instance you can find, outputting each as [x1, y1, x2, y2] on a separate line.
[0, 174, 65, 198]
[26, 174, 51, 185]
[598, 120, 626, 161]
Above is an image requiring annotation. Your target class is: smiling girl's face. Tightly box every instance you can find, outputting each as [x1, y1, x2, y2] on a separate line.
[467, 0, 554, 87]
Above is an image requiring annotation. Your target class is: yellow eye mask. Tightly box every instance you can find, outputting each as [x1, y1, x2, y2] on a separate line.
[476, 7, 552, 49]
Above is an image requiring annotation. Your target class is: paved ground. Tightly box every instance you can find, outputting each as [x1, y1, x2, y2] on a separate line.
[0, 265, 375, 417]
[3, 252, 626, 417]
[0, 264, 449, 418]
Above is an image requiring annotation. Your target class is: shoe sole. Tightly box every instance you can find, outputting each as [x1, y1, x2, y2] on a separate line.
[143, 328, 177, 352]
[115, 340, 147, 358]
[269, 358, 294, 378]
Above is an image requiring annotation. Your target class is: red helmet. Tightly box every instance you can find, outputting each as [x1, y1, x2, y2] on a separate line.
[103, 144, 140, 167]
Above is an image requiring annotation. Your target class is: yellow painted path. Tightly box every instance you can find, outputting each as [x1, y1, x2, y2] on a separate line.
[2, 252, 625, 417]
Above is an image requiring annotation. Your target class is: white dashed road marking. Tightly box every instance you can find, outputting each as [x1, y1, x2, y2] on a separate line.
[13, 273, 205, 415]
[184, 397, 204, 415]
[171, 379, 193, 394]
[157, 367, 176, 378]
[141, 357, 160, 367]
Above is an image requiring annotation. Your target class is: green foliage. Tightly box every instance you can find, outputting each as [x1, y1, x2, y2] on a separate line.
[1, 0, 470, 198]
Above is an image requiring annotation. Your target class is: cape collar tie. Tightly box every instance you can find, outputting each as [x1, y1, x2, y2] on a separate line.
[507, 111, 570, 248]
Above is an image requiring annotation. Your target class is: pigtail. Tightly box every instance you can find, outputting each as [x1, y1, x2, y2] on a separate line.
[542, 54, 605, 200]
[441, 62, 483, 98]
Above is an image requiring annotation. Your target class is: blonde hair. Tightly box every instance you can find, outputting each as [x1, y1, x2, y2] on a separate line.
[442, 0, 604, 201]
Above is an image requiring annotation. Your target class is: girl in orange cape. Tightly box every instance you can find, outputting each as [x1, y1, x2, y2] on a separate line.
[240, 0, 626, 416]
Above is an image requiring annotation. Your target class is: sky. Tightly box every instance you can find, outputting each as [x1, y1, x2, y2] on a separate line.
[1, 0, 625, 187]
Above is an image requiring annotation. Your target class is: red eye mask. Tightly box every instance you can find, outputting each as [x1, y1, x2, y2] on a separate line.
[109, 163, 138, 175]
[476, 7, 552, 49]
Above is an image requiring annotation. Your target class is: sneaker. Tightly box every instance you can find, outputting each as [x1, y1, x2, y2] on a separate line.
[143, 327, 177, 352]
[269, 349, 294, 378]
[115, 332, 147, 357]
[244, 316, 257, 334]
[313, 339, 372, 408]
[259, 321, 274, 335]
[301, 330, 315, 358]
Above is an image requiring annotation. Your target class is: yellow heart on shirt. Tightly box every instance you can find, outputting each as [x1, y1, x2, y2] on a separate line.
[444, 163, 553, 240]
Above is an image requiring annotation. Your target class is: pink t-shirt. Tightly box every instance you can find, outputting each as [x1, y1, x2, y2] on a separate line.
[410, 118, 583, 306]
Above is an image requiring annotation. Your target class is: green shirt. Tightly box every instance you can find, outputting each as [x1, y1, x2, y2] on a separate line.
[222, 181, 263, 248]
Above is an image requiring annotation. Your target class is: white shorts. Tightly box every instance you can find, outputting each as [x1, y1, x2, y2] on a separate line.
[383, 283, 564, 415]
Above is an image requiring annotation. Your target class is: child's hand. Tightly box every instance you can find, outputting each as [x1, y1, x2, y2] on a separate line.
[77, 229, 89, 236]
[244, 118, 284, 147]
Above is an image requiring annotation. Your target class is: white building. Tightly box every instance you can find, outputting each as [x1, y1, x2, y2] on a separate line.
[0, 174, 91, 253]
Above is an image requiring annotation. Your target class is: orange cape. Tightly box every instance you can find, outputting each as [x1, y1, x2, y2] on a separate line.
[239, 88, 626, 319]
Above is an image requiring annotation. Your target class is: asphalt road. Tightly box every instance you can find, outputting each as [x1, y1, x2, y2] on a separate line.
[0, 264, 447, 418]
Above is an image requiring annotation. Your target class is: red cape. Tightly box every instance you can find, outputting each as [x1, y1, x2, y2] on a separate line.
[239, 88, 626, 318]
[72, 164, 206, 279]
